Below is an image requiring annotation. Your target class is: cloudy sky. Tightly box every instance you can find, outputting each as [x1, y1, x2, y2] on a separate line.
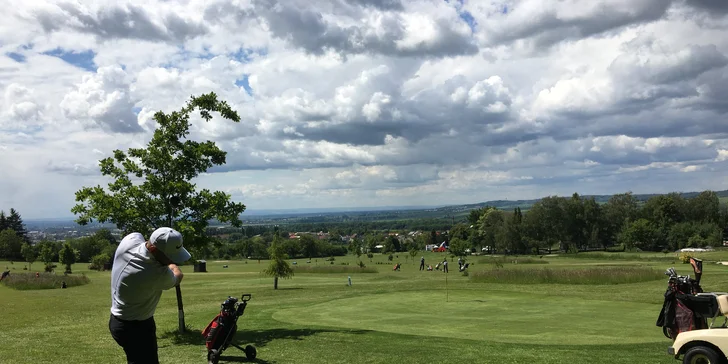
[1, 0, 727, 219]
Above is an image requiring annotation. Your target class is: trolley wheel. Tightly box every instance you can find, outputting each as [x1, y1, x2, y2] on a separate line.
[208, 349, 220, 364]
[245, 345, 257, 360]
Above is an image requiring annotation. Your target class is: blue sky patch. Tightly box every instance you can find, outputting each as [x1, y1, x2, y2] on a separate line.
[235, 75, 253, 96]
[6, 52, 26, 63]
[459, 10, 476, 32]
[42, 48, 96, 72]
[231, 47, 268, 63]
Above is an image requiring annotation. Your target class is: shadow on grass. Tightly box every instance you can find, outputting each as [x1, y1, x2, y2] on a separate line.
[218, 355, 273, 364]
[160, 326, 370, 350]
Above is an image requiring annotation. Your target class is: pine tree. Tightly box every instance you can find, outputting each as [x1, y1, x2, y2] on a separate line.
[0, 211, 6, 232]
[6, 208, 29, 244]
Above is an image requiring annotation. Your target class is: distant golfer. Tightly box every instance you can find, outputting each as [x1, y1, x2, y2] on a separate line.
[419, 256, 425, 271]
[1, 269, 9, 281]
[442, 259, 448, 273]
[109, 227, 190, 364]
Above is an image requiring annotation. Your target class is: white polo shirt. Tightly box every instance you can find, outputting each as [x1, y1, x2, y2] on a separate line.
[110, 232, 178, 321]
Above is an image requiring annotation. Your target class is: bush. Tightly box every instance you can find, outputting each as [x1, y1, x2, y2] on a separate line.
[469, 267, 664, 285]
[292, 265, 378, 274]
[1, 272, 90, 290]
[44, 263, 56, 273]
[89, 253, 112, 271]
[679, 252, 694, 264]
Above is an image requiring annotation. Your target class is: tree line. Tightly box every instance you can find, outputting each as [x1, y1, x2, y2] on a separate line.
[449, 191, 728, 255]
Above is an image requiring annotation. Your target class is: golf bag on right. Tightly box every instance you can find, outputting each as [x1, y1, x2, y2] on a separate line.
[656, 257, 719, 340]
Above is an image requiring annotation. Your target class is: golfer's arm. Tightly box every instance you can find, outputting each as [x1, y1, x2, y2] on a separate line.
[168, 264, 183, 285]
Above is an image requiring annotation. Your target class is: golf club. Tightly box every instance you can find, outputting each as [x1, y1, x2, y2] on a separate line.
[169, 195, 185, 332]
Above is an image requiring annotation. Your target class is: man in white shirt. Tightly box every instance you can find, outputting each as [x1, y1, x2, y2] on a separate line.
[108, 227, 190, 364]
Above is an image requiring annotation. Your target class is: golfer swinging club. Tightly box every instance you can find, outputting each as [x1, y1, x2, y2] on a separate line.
[109, 227, 191, 364]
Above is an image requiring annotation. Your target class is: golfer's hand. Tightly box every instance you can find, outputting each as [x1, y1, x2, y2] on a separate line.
[169, 264, 184, 285]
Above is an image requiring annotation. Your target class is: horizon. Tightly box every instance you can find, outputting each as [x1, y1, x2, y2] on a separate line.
[2, 1, 728, 220]
[20, 186, 727, 222]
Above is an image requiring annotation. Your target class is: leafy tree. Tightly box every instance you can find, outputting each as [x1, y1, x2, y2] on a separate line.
[59, 242, 76, 274]
[478, 209, 504, 253]
[70, 92, 247, 251]
[0, 229, 22, 260]
[384, 235, 400, 253]
[21, 243, 37, 271]
[38, 240, 57, 266]
[94, 228, 118, 245]
[687, 191, 720, 224]
[522, 202, 559, 254]
[449, 223, 471, 241]
[263, 232, 294, 290]
[409, 248, 418, 263]
[468, 206, 495, 225]
[619, 219, 659, 251]
[299, 234, 318, 259]
[0, 211, 5, 231]
[70, 235, 113, 262]
[448, 238, 469, 259]
[602, 192, 639, 246]
[348, 237, 363, 259]
[668, 222, 696, 251]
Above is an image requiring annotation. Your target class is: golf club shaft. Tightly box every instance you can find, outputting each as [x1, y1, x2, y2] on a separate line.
[176, 285, 185, 331]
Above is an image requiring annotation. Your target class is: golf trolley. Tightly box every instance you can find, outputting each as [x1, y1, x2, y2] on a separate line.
[202, 293, 257, 364]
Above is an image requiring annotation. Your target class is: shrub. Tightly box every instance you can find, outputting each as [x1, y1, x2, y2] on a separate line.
[44, 263, 56, 273]
[469, 267, 664, 285]
[292, 265, 378, 274]
[679, 252, 693, 264]
[1, 272, 90, 290]
[89, 253, 112, 271]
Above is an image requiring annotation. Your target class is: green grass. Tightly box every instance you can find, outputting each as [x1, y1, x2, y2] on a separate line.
[469, 266, 665, 285]
[0, 272, 90, 290]
[291, 265, 378, 273]
[477, 256, 550, 264]
[0, 252, 713, 363]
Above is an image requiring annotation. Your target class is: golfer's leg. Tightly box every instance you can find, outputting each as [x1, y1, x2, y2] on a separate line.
[139, 317, 159, 364]
[123, 318, 159, 364]
[109, 315, 138, 364]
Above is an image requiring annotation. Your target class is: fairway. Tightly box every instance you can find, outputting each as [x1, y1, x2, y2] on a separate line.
[273, 290, 664, 345]
[0, 252, 715, 363]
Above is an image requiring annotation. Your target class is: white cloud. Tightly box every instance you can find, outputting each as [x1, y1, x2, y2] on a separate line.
[1, 0, 728, 219]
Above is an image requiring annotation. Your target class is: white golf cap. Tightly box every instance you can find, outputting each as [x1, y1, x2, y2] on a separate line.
[149, 227, 191, 264]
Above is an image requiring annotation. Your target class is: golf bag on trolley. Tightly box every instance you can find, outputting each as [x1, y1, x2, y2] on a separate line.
[656, 257, 719, 340]
[202, 294, 257, 364]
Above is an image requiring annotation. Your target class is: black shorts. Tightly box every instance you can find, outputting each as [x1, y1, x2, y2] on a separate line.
[109, 314, 159, 364]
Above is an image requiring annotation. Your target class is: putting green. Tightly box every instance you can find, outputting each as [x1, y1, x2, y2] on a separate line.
[273, 290, 665, 345]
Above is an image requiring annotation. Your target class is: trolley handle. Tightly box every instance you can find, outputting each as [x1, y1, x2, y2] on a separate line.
[241, 293, 252, 302]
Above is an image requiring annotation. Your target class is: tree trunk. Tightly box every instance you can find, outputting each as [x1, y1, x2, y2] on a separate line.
[274, 276, 278, 290]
